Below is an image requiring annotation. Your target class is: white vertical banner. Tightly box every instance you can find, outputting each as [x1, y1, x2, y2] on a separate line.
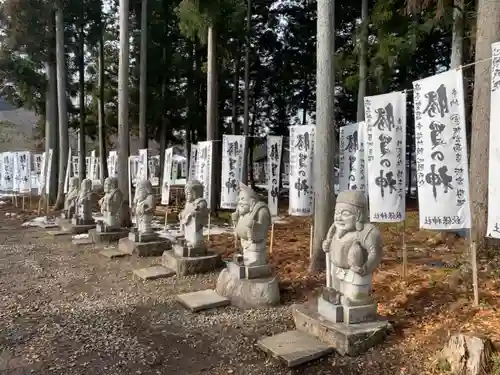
[149, 155, 160, 186]
[288, 125, 315, 216]
[221, 135, 246, 209]
[138, 148, 148, 181]
[339, 122, 366, 192]
[39, 152, 46, 194]
[2, 152, 14, 192]
[64, 148, 72, 193]
[71, 156, 79, 178]
[365, 92, 407, 222]
[128, 156, 134, 208]
[487, 42, 500, 237]
[180, 158, 187, 178]
[196, 141, 213, 209]
[89, 150, 100, 183]
[267, 135, 283, 217]
[189, 144, 198, 181]
[0, 153, 3, 191]
[33, 154, 43, 192]
[172, 159, 179, 181]
[12, 152, 19, 193]
[108, 150, 117, 178]
[45, 149, 53, 195]
[413, 69, 471, 229]
[161, 148, 174, 205]
[14, 151, 31, 194]
[85, 156, 90, 179]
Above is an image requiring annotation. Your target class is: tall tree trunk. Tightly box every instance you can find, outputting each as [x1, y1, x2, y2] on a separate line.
[98, 11, 108, 182]
[139, 0, 148, 150]
[242, 0, 251, 184]
[356, 0, 368, 122]
[159, 39, 168, 185]
[231, 52, 240, 135]
[207, 25, 218, 210]
[309, 0, 336, 273]
[54, 3, 69, 209]
[118, 0, 132, 226]
[46, 58, 58, 205]
[78, 8, 86, 183]
[470, 0, 500, 249]
[450, 0, 465, 69]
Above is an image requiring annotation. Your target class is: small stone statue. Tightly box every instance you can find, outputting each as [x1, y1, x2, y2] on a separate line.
[98, 176, 123, 231]
[133, 179, 156, 235]
[321, 191, 382, 323]
[73, 178, 94, 225]
[232, 182, 271, 267]
[179, 180, 208, 251]
[62, 177, 79, 219]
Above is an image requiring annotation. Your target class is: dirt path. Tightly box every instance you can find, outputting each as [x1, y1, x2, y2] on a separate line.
[0, 215, 417, 375]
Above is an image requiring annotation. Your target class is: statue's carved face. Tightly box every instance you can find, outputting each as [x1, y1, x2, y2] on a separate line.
[136, 187, 147, 201]
[334, 203, 358, 232]
[185, 187, 193, 202]
[69, 178, 78, 190]
[103, 179, 110, 193]
[237, 192, 252, 215]
[82, 180, 91, 193]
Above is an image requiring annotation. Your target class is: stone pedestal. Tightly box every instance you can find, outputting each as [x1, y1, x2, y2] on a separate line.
[215, 264, 280, 309]
[118, 233, 171, 257]
[57, 217, 95, 234]
[162, 244, 223, 276]
[89, 228, 129, 245]
[291, 301, 391, 356]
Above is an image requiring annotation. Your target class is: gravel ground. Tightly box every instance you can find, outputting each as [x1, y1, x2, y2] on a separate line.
[0, 214, 421, 375]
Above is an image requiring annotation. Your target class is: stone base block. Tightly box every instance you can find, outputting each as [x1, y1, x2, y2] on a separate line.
[227, 261, 273, 280]
[59, 220, 95, 234]
[71, 218, 95, 226]
[118, 237, 172, 257]
[89, 228, 129, 245]
[128, 231, 158, 243]
[162, 250, 223, 276]
[257, 330, 333, 367]
[133, 266, 175, 280]
[215, 268, 280, 309]
[173, 243, 207, 257]
[292, 302, 391, 356]
[176, 289, 230, 312]
[99, 248, 129, 259]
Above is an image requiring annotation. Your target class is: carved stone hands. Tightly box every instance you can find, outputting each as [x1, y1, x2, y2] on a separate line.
[231, 212, 238, 226]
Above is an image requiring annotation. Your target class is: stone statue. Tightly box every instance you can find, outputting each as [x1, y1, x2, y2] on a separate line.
[133, 179, 156, 235]
[73, 178, 94, 225]
[231, 182, 271, 267]
[63, 177, 79, 219]
[321, 190, 382, 320]
[178, 180, 208, 250]
[98, 176, 123, 231]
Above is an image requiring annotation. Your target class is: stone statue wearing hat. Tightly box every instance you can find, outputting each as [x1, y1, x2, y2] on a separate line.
[63, 177, 79, 219]
[133, 179, 156, 235]
[321, 190, 382, 314]
[232, 182, 271, 267]
[179, 180, 208, 250]
[73, 178, 94, 225]
[98, 176, 123, 231]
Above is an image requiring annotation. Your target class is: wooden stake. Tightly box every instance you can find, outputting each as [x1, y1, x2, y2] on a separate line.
[207, 213, 211, 241]
[269, 221, 275, 254]
[402, 220, 408, 278]
[471, 239, 479, 306]
[309, 224, 314, 258]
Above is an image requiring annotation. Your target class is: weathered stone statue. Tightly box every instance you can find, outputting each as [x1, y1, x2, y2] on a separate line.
[72, 178, 94, 225]
[319, 190, 383, 324]
[177, 180, 208, 253]
[132, 179, 156, 237]
[97, 176, 123, 231]
[62, 177, 79, 219]
[231, 182, 271, 267]
[119, 179, 172, 256]
[214, 183, 279, 308]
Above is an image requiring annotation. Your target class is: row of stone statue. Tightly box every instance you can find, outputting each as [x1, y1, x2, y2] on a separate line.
[62, 176, 386, 342]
